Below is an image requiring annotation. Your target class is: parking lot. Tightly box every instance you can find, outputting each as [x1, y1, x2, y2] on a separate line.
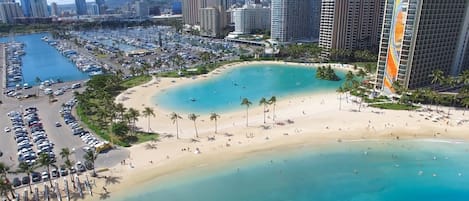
[0, 81, 129, 189]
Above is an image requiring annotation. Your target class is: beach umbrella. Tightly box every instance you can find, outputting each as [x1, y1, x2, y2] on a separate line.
[64, 178, 70, 201]
[75, 176, 83, 198]
[54, 181, 62, 201]
[34, 185, 39, 201]
[23, 189, 28, 201]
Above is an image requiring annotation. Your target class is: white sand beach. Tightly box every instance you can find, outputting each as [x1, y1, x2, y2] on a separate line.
[85, 61, 469, 200]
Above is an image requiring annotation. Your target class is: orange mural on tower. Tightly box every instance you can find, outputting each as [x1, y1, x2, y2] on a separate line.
[383, 0, 407, 94]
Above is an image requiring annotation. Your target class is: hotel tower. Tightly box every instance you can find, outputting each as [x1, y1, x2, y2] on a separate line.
[375, 0, 469, 93]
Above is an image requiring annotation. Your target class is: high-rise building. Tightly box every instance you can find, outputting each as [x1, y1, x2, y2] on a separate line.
[232, 3, 270, 35]
[0, 2, 23, 23]
[318, 0, 385, 59]
[50, 2, 58, 16]
[199, 7, 220, 37]
[270, 0, 315, 43]
[182, 0, 201, 25]
[88, 3, 99, 15]
[95, 0, 105, 15]
[20, 0, 31, 17]
[75, 0, 87, 15]
[30, 0, 48, 17]
[135, 0, 149, 17]
[375, 0, 469, 93]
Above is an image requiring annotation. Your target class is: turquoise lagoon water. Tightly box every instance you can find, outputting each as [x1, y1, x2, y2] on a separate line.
[1, 33, 89, 86]
[113, 140, 469, 201]
[153, 64, 346, 113]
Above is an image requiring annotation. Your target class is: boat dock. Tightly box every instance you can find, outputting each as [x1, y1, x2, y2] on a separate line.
[0, 43, 5, 100]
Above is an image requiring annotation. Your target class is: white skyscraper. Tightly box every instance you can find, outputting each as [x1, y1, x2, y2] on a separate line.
[232, 3, 270, 35]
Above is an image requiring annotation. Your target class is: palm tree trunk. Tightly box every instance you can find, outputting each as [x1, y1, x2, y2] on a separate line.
[214, 120, 217, 134]
[339, 94, 342, 110]
[47, 166, 53, 187]
[194, 122, 198, 138]
[176, 120, 179, 139]
[147, 117, 151, 133]
[263, 105, 266, 124]
[246, 108, 249, 127]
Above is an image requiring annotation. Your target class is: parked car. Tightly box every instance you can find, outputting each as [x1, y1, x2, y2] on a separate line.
[31, 172, 41, 182]
[12, 177, 21, 187]
[21, 176, 30, 185]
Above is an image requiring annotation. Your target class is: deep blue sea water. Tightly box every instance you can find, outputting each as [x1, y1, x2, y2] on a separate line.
[113, 140, 469, 201]
[153, 64, 346, 113]
[1, 33, 89, 86]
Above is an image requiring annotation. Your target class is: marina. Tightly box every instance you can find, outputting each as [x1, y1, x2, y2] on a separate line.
[0, 33, 89, 91]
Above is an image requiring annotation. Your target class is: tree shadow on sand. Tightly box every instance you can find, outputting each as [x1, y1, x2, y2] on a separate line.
[144, 143, 158, 150]
[104, 176, 122, 186]
[99, 191, 111, 200]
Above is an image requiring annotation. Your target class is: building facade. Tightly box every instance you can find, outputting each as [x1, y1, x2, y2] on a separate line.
[75, 0, 87, 15]
[50, 2, 58, 16]
[135, 0, 149, 17]
[182, 0, 201, 25]
[199, 7, 220, 37]
[95, 0, 105, 15]
[375, 0, 469, 93]
[319, 0, 385, 59]
[0, 2, 23, 23]
[20, 0, 31, 17]
[270, 0, 314, 43]
[232, 3, 270, 34]
[172, 1, 182, 14]
[30, 0, 48, 17]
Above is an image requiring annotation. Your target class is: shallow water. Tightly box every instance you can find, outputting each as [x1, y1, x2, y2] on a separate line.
[153, 64, 346, 113]
[1, 33, 89, 86]
[112, 140, 469, 201]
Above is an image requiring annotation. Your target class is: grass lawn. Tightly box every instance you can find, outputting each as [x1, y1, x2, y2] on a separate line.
[370, 103, 420, 110]
[120, 75, 152, 88]
[96, 54, 107, 59]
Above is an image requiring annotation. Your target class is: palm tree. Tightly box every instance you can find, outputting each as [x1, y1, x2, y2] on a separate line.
[209, 113, 220, 133]
[142, 107, 155, 133]
[356, 68, 367, 79]
[458, 70, 469, 85]
[83, 150, 98, 176]
[241, 98, 252, 127]
[170, 112, 182, 139]
[188, 114, 199, 138]
[17, 162, 36, 193]
[268, 96, 277, 122]
[126, 108, 140, 135]
[0, 162, 15, 199]
[37, 153, 54, 187]
[259, 97, 269, 124]
[344, 71, 355, 89]
[114, 103, 127, 121]
[430, 69, 445, 87]
[336, 86, 345, 110]
[0, 176, 14, 201]
[462, 97, 469, 116]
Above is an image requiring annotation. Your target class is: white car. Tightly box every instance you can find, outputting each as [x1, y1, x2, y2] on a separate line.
[4, 127, 11, 132]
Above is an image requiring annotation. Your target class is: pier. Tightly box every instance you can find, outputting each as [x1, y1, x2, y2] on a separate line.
[0, 43, 5, 101]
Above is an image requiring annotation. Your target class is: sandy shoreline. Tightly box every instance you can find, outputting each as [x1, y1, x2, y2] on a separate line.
[84, 61, 469, 200]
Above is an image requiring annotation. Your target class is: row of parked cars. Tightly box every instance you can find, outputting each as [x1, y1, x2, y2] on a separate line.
[7, 107, 56, 166]
[10, 161, 91, 188]
[61, 98, 111, 152]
